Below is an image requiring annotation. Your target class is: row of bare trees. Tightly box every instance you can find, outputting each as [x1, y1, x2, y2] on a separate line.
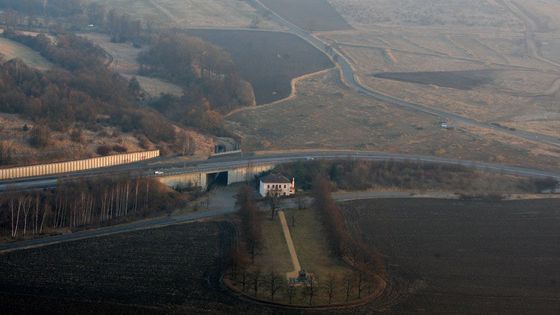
[0, 176, 185, 239]
[312, 175, 387, 282]
[229, 267, 374, 305]
[235, 185, 263, 264]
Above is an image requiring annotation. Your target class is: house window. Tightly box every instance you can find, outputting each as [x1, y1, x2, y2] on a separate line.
[284, 185, 287, 188]
[267, 184, 270, 188]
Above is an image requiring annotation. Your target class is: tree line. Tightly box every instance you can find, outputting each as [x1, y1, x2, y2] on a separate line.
[0, 1, 144, 44]
[312, 176, 386, 283]
[226, 183, 381, 305]
[0, 176, 187, 239]
[0, 31, 181, 159]
[139, 32, 255, 111]
[275, 159, 558, 194]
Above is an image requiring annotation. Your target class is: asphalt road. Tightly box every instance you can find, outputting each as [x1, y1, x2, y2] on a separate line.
[251, 0, 560, 148]
[2, 150, 560, 192]
[0, 187, 462, 254]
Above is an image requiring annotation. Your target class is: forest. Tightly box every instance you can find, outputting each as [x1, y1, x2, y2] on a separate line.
[0, 31, 177, 145]
[0, 176, 188, 240]
[139, 32, 255, 113]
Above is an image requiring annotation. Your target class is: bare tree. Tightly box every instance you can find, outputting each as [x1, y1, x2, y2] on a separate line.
[325, 273, 337, 304]
[296, 191, 306, 210]
[344, 273, 354, 303]
[286, 284, 296, 304]
[302, 276, 317, 305]
[266, 189, 279, 220]
[356, 270, 365, 299]
[267, 270, 283, 302]
[251, 269, 262, 298]
[240, 269, 248, 292]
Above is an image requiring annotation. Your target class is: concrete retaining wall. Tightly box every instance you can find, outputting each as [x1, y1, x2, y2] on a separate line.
[158, 163, 276, 190]
[0, 150, 160, 180]
[158, 172, 207, 190]
[227, 164, 275, 185]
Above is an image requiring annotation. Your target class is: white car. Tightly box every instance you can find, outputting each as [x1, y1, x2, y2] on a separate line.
[154, 171, 164, 175]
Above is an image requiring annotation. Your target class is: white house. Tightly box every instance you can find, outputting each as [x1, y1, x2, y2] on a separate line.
[259, 174, 295, 197]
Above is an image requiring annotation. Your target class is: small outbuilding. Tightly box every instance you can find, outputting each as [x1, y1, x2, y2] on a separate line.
[259, 174, 295, 197]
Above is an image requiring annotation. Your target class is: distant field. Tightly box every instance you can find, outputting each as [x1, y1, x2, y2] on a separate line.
[226, 69, 560, 170]
[260, 0, 352, 31]
[342, 198, 560, 314]
[0, 37, 52, 70]
[82, 33, 183, 97]
[91, 0, 276, 28]
[328, 0, 522, 28]
[188, 29, 333, 104]
[373, 70, 495, 90]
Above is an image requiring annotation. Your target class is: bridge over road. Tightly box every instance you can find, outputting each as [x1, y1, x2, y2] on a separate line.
[1, 151, 559, 192]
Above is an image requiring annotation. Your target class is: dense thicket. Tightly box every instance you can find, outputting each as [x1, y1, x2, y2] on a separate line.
[0, 31, 176, 142]
[139, 33, 255, 114]
[0, 176, 187, 239]
[275, 160, 557, 193]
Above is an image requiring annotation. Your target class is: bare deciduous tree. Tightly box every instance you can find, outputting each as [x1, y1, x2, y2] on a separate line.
[267, 270, 283, 302]
[325, 273, 337, 304]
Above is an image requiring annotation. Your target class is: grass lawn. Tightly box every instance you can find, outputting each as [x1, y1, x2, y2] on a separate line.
[238, 208, 368, 305]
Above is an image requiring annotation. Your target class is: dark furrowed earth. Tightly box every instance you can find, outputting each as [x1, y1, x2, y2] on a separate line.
[259, 0, 352, 32]
[187, 29, 333, 104]
[342, 198, 560, 314]
[372, 70, 496, 90]
[3, 198, 560, 314]
[0, 221, 379, 314]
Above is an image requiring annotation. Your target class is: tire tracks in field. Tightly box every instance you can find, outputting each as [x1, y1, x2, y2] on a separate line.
[500, 0, 560, 69]
[499, 0, 560, 97]
[148, 0, 180, 25]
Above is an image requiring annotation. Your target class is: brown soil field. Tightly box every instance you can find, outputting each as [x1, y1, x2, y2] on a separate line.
[260, 0, 352, 32]
[226, 69, 560, 170]
[3, 200, 559, 314]
[372, 70, 495, 90]
[187, 29, 333, 104]
[0, 222, 246, 314]
[342, 198, 560, 314]
[0, 220, 391, 314]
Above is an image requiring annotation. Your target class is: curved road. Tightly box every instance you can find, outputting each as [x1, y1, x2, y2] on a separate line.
[251, 0, 560, 148]
[2, 150, 560, 192]
[1, 150, 559, 253]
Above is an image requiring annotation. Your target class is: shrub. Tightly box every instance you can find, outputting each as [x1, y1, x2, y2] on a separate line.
[96, 145, 112, 156]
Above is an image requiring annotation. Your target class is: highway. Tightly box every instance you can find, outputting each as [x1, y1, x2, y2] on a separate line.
[251, 0, 560, 148]
[2, 150, 559, 192]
